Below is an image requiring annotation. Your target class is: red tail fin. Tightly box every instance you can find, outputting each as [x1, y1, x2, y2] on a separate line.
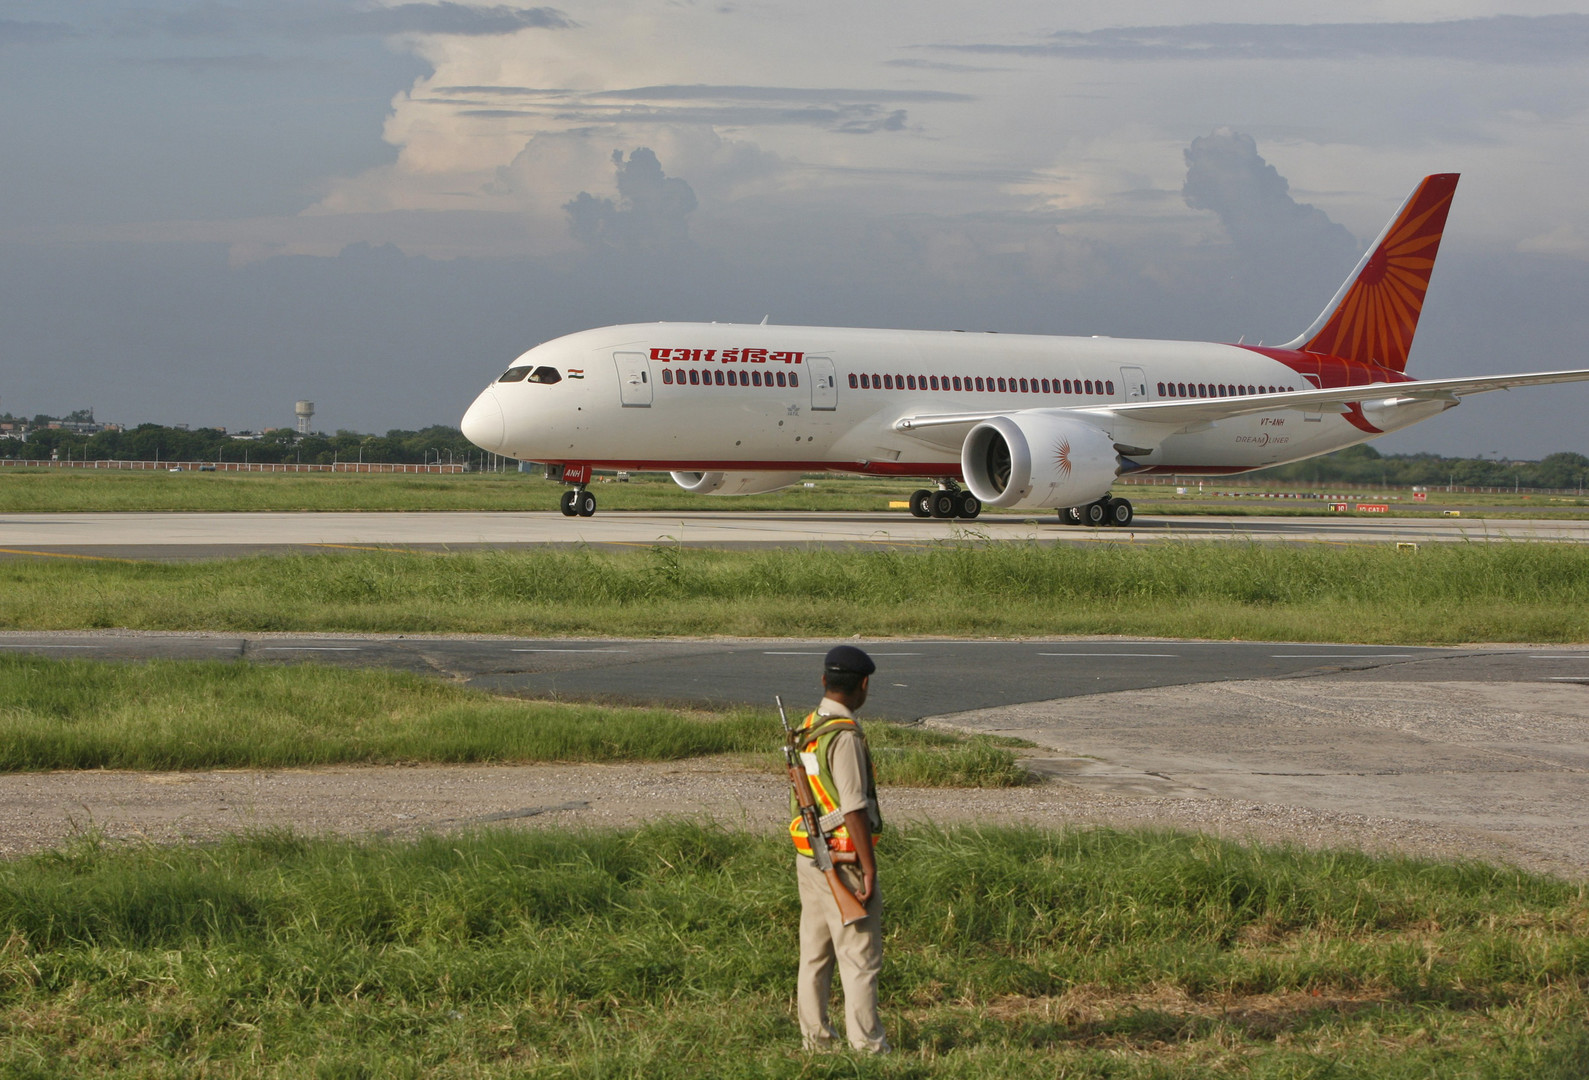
[1286, 173, 1458, 372]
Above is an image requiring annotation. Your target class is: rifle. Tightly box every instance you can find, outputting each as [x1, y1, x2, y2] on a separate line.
[779, 695, 870, 927]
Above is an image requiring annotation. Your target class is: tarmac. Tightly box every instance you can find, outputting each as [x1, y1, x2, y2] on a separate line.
[2, 509, 1588, 560]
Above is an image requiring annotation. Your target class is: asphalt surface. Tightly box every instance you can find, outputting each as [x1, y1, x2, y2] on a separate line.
[2, 631, 1582, 720]
[2, 510, 1587, 561]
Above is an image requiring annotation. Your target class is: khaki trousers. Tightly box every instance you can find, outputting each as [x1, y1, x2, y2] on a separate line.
[795, 857, 888, 1053]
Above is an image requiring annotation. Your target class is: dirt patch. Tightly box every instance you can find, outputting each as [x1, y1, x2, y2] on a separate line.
[0, 755, 1563, 876]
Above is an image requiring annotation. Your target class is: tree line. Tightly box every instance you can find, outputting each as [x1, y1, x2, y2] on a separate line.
[2, 422, 480, 468]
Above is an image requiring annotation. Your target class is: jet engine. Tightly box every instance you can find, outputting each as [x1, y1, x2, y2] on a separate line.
[961, 414, 1122, 509]
[670, 471, 806, 496]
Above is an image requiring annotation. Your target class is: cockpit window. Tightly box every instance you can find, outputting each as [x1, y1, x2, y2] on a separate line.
[497, 365, 561, 384]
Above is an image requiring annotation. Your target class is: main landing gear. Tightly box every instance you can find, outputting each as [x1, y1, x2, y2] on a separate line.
[909, 483, 982, 520]
[559, 487, 597, 517]
[1061, 495, 1133, 527]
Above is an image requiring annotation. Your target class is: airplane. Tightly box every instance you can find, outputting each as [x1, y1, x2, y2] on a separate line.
[461, 173, 1589, 524]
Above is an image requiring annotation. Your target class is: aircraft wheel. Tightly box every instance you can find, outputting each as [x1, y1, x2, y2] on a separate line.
[1084, 500, 1109, 527]
[930, 491, 957, 518]
[559, 489, 579, 517]
[956, 492, 982, 519]
[1061, 506, 1083, 526]
[1108, 498, 1134, 527]
[909, 489, 933, 518]
[576, 490, 597, 517]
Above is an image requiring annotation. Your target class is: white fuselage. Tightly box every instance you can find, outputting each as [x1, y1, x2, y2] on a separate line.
[461, 322, 1439, 480]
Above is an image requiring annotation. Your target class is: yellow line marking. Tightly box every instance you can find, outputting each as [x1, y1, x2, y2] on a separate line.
[0, 547, 140, 563]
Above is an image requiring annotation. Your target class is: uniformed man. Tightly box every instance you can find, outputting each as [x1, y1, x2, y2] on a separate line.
[789, 644, 888, 1054]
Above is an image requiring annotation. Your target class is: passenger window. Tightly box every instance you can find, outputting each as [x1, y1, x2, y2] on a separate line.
[752, 371, 762, 386]
[1106, 380, 1115, 395]
[498, 367, 531, 382]
[849, 374, 858, 388]
[662, 369, 673, 384]
[776, 371, 787, 387]
[790, 373, 798, 387]
[715, 371, 725, 385]
[997, 377, 1007, 392]
[906, 375, 916, 389]
[952, 376, 962, 390]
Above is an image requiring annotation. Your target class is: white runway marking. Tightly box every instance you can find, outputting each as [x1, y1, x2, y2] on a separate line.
[1038, 652, 1180, 658]
[259, 646, 362, 652]
[1268, 653, 1416, 659]
[510, 648, 631, 653]
[0, 644, 100, 649]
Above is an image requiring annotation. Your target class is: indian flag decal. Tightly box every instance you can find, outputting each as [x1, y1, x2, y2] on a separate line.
[566, 368, 584, 379]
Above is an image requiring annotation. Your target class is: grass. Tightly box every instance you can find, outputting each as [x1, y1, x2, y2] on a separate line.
[0, 822, 1585, 1077]
[0, 655, 1030, 783]
[5, 467, 1586, 517]
[5, 540, 1589, 641]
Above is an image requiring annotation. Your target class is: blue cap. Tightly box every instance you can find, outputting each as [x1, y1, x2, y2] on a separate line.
[823, 645, 876, 675]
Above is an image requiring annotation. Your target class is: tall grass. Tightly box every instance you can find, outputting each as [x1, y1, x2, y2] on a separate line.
[0, 823, 1585, 1077]
[6, 540, 1589, 640]
[0, 655, 1028, 783]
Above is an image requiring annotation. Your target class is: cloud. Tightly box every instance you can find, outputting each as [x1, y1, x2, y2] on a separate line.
[587, 85, 969, 104]
[1180, 128, 1360, 336]
[564, 147, 697, 253]
[943, 15, 1589, 65]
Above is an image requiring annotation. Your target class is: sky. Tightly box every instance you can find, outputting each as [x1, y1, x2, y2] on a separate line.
[4, 1, 1589, 458]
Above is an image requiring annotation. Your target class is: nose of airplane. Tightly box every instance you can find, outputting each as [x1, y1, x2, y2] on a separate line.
[460, 389, 505, 451]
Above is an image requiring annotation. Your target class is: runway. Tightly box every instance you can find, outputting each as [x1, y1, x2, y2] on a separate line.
[2, 509, 1586, 560]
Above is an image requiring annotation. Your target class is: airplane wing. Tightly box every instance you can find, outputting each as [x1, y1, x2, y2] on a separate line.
[893, 367, 1589, 435]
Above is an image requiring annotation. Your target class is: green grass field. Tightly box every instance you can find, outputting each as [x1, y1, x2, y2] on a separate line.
[5, 540, 1589, 642]
[4, 467, 1585, 516]
[0, 655, 1029, 783]
[0, 823, 1585, 1078]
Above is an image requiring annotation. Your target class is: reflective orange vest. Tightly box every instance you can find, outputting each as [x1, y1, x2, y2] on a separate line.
[788, 712, 882, 857]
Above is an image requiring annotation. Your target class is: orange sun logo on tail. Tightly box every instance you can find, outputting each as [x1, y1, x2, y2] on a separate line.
[1300, 173, 1458, 373]
[1055, 438, 1072, 477]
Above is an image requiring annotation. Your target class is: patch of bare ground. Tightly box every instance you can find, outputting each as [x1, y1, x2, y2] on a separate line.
[0, 754, 1572, 877]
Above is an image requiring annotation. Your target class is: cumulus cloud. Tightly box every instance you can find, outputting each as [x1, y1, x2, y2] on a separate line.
[1182, 129, 1356, 256]
[1179, 129, 1361, 336]
[564, 148, 697, 253]
[945, 15, 1589, 64]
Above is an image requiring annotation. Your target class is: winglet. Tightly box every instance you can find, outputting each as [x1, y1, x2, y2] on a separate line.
[1284, 173, 1459, 373]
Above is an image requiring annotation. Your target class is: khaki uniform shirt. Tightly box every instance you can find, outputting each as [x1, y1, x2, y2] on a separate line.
[814, 697, 872, 821]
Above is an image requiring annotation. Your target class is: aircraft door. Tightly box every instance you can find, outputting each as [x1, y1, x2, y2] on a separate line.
[1120, 365, 1149, 401]
[614, 352, 652, 407]
[1301, 373, 1323, 421]
[808, 356, 837, 411]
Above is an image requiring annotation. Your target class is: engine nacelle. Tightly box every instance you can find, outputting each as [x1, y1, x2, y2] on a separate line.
[961, 414, 1122, 509]
[670, 471, 806, 496]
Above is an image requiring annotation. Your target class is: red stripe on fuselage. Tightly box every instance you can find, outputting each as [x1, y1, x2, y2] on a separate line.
[1237, 344, 1410, 433]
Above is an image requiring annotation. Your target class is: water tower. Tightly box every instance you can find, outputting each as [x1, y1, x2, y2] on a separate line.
[294, 400, 315, 435]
